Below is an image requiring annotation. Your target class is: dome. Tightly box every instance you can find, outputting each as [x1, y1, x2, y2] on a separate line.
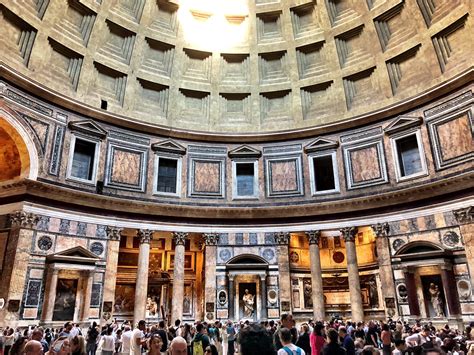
[1, 0, 472, 135]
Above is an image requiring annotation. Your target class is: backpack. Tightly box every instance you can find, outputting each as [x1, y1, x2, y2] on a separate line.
[193, 340, 204, 355]
[282, 346, 302, 355]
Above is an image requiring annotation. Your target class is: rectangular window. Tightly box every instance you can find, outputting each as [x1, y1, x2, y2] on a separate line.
[236, 163, 255, 196]
[157, 158, 178, 194]
[396, 134, 422, 177]
[313, 155, 336, 192]
[71, 139, 96, 181]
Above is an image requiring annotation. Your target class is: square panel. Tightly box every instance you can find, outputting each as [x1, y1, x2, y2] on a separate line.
[427, 108, 474, 170]
[343, 140, 388, 189]
[105, 142, 148, 191]
[264, 155, 304, 197]
[188, 157, 226, 198]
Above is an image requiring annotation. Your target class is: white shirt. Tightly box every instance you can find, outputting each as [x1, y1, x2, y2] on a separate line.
[130, 329, 143, 355]
[405, 333, 442, 347]
[277, 344, 306, 355]
[100, 335, 115, 352]
[121, 330, 133, 354]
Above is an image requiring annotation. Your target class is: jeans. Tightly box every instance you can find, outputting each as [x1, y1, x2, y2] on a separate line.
[227, 341, 234, 355]
[87, 343, 97, 355]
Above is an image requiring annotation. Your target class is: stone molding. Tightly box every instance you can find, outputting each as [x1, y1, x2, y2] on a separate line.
[305, 230, 321, 245]
[453, 206, 473, 225]
[9, 211, 39, 229]
[106, 226, 123, 241]
[274, 232, 290, 245]
[371, 222, 390, 238]
[137, 229, 153, 244]
[340, 226, 358, 242]
[173, 232, 188, 246]
[203, 233, 219, 246]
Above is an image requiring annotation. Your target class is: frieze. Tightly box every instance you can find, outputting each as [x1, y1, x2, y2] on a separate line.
[96, 225, 107, 238]
[59, 219, 70, 234]
[340, 126, 383, 144]
[9, 211, 39, 229]
[263, 144, 302, 155]
[6, 89, 53, 116]
[109, 130, 149, 146]
[37, 216, 50, 231]
[77, 222, 87, 237]
[188, 145, 227, 155]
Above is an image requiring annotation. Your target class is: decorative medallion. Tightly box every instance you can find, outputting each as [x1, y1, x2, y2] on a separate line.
[219, 248, 231, 262]
[457, 279, 471, 301]
[441, 231, 460, 248]
[289, 251, 300, 263]
[397, 284, 408, 302]
[267, 289, 278, 305]
[206, 312, 214, 320]
[218, 290, 227, 306]
[90, 242, 104, 255]
[261, 248, 275, 262]
[392, 238, 405, 251]
[37, 235, 53, 251]
[332, 251, 345, 264]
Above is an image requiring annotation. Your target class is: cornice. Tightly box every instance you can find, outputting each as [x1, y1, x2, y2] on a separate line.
[0, 173, 472, 223]
[1, 63, 472, 143]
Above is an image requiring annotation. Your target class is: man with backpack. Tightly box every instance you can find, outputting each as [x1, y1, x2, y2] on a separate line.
[192, 323, 210, 355]
[405, 326, 442, 354]
[277, 328, 305, 355]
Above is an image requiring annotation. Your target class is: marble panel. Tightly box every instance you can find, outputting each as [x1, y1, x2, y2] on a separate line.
[23, 308, 38, 319]
[350, 146, 381, 183]
[437, 112, 473, 161]
[194, 161, 220, 193]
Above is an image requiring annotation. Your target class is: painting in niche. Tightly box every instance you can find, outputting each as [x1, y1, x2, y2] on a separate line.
[114, 284, 135, 314]
[146, 285, 162, 318]
[168, 253, 195, 271]
[53, 279, 77, 321]
[183, 284, 193, 315]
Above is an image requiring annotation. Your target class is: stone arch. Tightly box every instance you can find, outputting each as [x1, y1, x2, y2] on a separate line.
[0, 105, 39, 180]
[395, 240, 444, 256]
[226, 254, 268, 266]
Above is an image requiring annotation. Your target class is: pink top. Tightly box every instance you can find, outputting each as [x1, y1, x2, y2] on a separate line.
[310, 332, 326, 355]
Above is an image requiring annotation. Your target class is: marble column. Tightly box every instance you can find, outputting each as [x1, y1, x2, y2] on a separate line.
[103, 226, 122, 322]
[274, 232, 292, 314]
[81, 271, 94, 322]
[440, 265, 461, 316]
[203, 233, 219, 321]
[133, 229, 152, 325]
[259, 274, 267, 320]
[228, 275, 235, 320]
[171, 232, 187, 322]
[42, 268, 59, 322]
[403, 268, 420, 317]
[371, 223, 397, 317]
[305, 231, 325, 321]
[341, 227, 364, 322]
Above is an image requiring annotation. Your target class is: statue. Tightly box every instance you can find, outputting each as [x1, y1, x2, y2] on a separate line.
[428, 283, 444, 317]
[242, 289, 255, 318]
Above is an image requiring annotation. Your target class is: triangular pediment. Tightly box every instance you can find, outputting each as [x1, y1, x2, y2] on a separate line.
[304, 137, 339, 153]
[151, 139, 186, 155]
[384, 116, 422, 135]
[68, 120, 107, 139]
[46, 245, 100, 264]
[228, 145, 262, 158]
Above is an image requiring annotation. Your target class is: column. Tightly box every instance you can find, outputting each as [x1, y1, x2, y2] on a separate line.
[403, 268, 420, 317]
[171, 232, 187, 322]
[203, 233, 219, 321]
[371, 223, 398, 317]
[341, 227, 364, 322]
[274, 232, 292, 314]
[103, 226, 122, 322]
[440, 265, 461, 317]
[453, 207, 474, 290]
[228, 275, 235, 320]
[305, 231, 325, 321]
[259, 274, 267, 320]
[133, 229, 152, 325]
[42, 268, 59, 322]
[81, 271, 94, 322]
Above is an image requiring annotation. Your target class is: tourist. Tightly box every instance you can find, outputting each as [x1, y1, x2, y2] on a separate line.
[169, 337, 187, 355]
[380, 323, 392, 355]
[392, 339, 406, 355]
[237, 323, 275, 355]
[46, 337, 70, 355]
[119, 326, 132, 355]
[24, 340, 43, 355]
[98, 328, 115, 355]
[226, 321, 236, 355]
[274, 314, 294, 351]
[204, 344, 218, 355]
[277, 328, 305, 355]
[86, 323, 99, 355]
[180, 324, 192, 355]
[4, 328, 15, 355]
[405, 325, 442, 351]
[131, 321, 147, 355]
[365, 322, 378, 348]
[71, 335, 86, 355]
[310, 322, 325, 355]
[31, 328, 49, 354]
[192, 323, 210, 355]
[296, 324, 311, 355]
[155, 321, 168, 354]
[322, 328, 345, 355]
[339, 327, 355, 355]
[147, 334, 163, 355]
[114, 329, 122, 355]
[8, 336, 27, 355]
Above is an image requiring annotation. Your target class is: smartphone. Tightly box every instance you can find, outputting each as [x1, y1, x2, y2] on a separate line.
[53, 340, 64, 352]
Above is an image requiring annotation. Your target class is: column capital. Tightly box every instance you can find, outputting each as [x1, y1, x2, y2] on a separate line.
[371, 222, 390, 238]
[106, 226, 123, 241]
[340, 227, 358, 242]
[453, 206, 473, 225]
[9, 211, 39, 229]
[305, 230, 321, 245]
[274, 232, 290, 245]
[172, 232, 188, 246]
[137, 229, 153, 244]
[203, 233, 219, 246]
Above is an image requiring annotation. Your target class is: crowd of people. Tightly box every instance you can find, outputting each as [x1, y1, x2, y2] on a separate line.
[1, 316, 474, 355]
